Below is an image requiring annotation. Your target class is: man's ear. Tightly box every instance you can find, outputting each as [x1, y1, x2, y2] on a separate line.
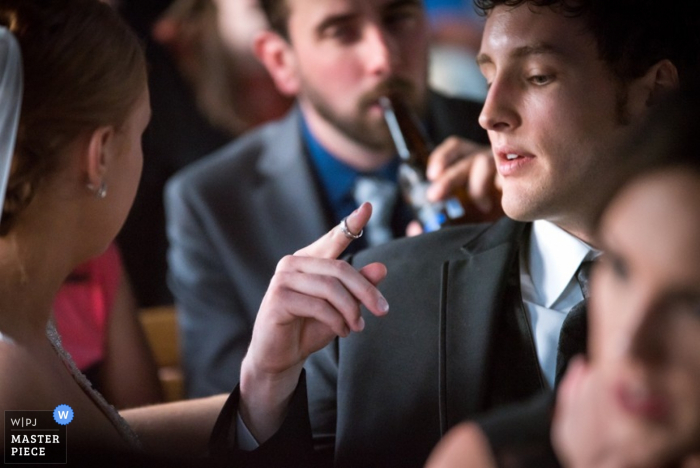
[629, 59, 679, 116]
[253, 30, 300, 97]
[645, 59, 679, 106]
[85, 126, 114, 190]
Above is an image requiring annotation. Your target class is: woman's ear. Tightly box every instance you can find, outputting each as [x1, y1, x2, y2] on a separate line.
[253, 30, 300, 97]
[85, 126, 114, 192]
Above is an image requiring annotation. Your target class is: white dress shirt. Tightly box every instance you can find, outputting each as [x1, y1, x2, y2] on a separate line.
[519, 220, 599, 388]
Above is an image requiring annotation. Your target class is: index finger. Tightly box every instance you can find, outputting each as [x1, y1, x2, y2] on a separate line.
[295, 202, 372, 259]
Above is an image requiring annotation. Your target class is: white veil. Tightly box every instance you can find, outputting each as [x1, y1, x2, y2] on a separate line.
[0, 26, 22, 225]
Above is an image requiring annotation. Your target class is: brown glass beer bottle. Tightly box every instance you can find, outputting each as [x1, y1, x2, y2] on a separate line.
[380, 94, 474, 232]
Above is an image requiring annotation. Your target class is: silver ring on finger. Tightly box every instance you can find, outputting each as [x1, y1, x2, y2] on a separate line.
[340, 216, 363, 240]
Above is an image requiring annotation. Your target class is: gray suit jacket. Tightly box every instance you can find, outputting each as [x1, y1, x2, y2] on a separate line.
[165, 91, 487, 397]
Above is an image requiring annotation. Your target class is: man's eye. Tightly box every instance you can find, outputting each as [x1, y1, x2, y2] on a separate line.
[528, 75, 552, 86]
[324, 24, 359, 42]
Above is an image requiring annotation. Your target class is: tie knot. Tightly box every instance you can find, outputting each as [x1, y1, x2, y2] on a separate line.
[576, 260, 595, 300]
[352, 176, 399, 246]
[353, 175, 396, 201]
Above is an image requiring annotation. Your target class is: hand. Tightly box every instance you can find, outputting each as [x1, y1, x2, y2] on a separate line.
[553, 357, 633, 468]
[553, 357, 600, 468]
[425, 137, 503, 222]
[239, 203, 389, 441]
[424, 422, 497, 468]
[552, 357, 678, 468]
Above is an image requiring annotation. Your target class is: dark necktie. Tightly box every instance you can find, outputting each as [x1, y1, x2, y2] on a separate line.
[352, 175, 398, 246]
[554, 260, 594, 387]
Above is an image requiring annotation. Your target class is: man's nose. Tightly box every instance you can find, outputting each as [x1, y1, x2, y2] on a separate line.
[362, 25, 399, 77]
[478, 75, 520, 132]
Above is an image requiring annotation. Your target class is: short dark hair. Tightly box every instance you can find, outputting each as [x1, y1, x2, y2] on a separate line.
[591, 83, 700, 226]
[259, 0, 290, 39]
[473, 0, 700, 85]
[622, 84, 700, 179]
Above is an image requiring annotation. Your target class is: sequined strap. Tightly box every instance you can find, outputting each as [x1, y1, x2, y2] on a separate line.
[46, 320, 142, 449]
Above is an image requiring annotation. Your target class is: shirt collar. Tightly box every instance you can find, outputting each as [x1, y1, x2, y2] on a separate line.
[302, 116, 358, 210]
[526, 220, 599, 308]
[300, 115, 399, 211]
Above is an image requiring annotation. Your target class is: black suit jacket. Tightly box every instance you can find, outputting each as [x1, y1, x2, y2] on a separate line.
[210, 218, 558, 467]
[304, 217, 546, 467]
[209, 372, 320, 468]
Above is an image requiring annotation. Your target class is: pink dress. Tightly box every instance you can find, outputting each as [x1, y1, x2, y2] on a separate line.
[53, 243, 122, 372]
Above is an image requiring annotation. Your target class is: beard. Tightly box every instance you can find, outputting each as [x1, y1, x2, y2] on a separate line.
[301, 75, 428, 152]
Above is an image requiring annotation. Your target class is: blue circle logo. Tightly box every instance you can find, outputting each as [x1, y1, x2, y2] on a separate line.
[53, 405, 73, 425]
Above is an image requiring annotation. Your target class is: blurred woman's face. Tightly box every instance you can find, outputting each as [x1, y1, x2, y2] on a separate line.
[589, 168, 700, 461]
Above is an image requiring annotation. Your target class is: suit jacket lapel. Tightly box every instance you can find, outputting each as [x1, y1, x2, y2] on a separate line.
[439, 218, 527, 433]
[253, 106, 331, 258]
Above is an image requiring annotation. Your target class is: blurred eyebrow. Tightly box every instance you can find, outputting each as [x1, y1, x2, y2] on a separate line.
[476, 43, 565, 66]
[385, 0, 423, 9]
[315, 0, 423, 35]
[316, 13, 356, 36]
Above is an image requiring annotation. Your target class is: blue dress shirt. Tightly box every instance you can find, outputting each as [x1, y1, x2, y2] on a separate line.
[300, 117, 411, 249]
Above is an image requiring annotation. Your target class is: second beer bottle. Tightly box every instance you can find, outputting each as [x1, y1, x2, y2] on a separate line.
[379, 94, 472, 232]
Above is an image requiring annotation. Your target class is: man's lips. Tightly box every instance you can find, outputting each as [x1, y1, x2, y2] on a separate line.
[494, 149, 535, 176]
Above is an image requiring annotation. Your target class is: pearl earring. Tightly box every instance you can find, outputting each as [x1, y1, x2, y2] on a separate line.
[87, 181, 107, 199]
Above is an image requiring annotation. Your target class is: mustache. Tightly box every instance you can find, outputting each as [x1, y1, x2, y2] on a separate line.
[359, 78, 417, 109]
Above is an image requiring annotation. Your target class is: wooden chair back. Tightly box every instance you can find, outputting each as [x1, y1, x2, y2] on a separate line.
[139, 305, 184, 402]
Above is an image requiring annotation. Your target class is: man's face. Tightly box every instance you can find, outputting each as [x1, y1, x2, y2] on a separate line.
[477, 4, 640, 232]
[286, 0, 429, 152]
